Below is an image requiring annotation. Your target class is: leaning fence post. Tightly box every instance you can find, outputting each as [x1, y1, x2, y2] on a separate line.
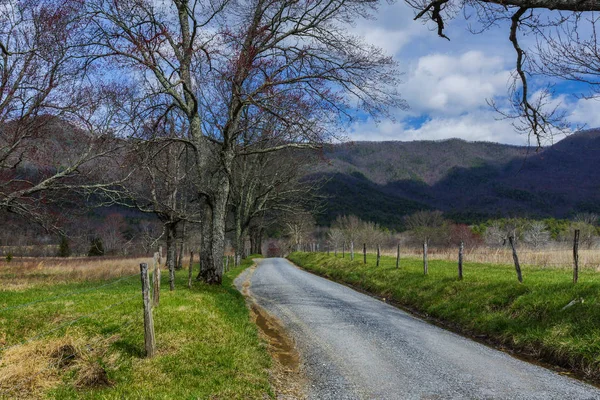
[396, 243, 400, 269]
[573, 229, 580, 284]
[458, 241, 464, 280]
[376, 244, 381, 267]
[140, 263, 156, 358]
[363, 243, 367, 264]
[152, 252, 160, 307]
[188, 251, 194, 289]
[508, 236, 523, 283]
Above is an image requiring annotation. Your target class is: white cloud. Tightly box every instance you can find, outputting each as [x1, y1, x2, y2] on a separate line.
[348, 111, 530, 145]
[567, 97, 600, 128]
[402, 51, 512, 116]
[346, 1, 600, 144]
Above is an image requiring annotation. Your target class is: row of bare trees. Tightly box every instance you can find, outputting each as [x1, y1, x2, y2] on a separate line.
[0, 0, 404, 285]
[321, 212, 600, 258]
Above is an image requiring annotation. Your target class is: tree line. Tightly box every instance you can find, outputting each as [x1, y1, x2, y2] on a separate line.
[317, 212, 600, 255]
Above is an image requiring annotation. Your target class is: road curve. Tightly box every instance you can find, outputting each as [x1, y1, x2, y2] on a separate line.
[239, 257, 600, 400]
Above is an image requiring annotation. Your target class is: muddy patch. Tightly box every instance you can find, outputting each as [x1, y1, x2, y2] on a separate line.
[237, 263, 306, 399]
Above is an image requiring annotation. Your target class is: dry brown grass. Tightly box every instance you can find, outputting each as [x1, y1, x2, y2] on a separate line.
[0, 256, 152, 290]
[380, 246, 600, 270]
[0, 330, 119, 399]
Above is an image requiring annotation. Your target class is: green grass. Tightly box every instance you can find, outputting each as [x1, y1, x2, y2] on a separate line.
[288, 252, 600, 381]
[0, 256, 271, 399]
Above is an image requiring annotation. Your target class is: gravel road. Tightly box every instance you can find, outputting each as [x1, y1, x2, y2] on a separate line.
[238, 257, 600, 400]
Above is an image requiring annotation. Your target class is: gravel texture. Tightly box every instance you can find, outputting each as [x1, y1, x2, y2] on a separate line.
[244, 257, 600, 400]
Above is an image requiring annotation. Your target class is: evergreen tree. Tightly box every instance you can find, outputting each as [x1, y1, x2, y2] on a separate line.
[57, 236, 71, 257]
[88, 238, 105, 257]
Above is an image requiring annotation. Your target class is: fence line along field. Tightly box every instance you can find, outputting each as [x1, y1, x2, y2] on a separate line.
[378, 246, 600, 270]
[0, 255, 271, 399]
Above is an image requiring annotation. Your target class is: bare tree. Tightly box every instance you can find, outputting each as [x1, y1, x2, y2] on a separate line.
[328, 228, 345, 255]
[523, 221, 550, 248]
[229, 136, 318, 264]
[404, 210, 447, 246]
[0, 1, 126, 231]
[333, 215, 362, 260]
[285, 212, 316, 252]
[406, 0, 600, 144]
[85, 0, 403, 284]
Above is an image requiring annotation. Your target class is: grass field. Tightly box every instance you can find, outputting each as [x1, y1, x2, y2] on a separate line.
[288, 252, 600, 382]
[378, 245, 600, 269]
[0, 256, 271, 399]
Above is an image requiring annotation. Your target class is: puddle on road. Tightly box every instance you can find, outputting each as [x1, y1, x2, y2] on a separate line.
[238, 263, 306, 399]
[251, 303, 299, 370]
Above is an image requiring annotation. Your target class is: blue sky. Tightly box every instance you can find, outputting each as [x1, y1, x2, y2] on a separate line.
[348, 3, 600, 145]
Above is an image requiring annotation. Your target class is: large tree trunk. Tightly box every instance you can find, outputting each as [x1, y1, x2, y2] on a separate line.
[166, 222, 177, 291]
[249, 226, 263, 255]
[208, 184, 229, 284]
[197, 179, 230, 285]
[198, 199, 213, 281]
[176, 222, 186, 270]
[233, 208, 245, 266]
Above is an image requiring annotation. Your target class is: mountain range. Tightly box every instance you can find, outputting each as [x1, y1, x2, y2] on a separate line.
[310, 130, 600, 230]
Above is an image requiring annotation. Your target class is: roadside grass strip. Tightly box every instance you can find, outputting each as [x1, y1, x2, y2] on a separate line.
[288, 252, 600, 383]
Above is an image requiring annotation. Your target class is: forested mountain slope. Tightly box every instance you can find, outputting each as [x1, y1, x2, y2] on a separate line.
[312, 130, 600, 229]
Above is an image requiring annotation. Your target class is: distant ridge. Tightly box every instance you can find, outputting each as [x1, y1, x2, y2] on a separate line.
[311, 129, 600, 229]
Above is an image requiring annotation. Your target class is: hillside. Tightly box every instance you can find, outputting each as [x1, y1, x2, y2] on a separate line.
[312, 131, 600, 229]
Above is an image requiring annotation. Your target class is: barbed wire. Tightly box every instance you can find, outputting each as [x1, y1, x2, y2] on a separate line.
[0, 273, 139, 314]
[0, 293, 139, 354]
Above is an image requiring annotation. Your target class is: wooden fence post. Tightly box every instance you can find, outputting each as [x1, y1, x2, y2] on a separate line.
[508, 236, 523, 283]
[573, 229, 580, 284]
[342, 242, 345, 258]
[423, 241, 428, 275]
[327, 246, 330, 256]
[458, 241, 464, 280]
[350, 241, 354, 261]
[363, 243, 367, 264]
[140, 263, 156, 358]
[188, 251, 194, 289]
[396, 243, 400, 269]
[376, 245, 381, 267]
[152, 252, 160, 307]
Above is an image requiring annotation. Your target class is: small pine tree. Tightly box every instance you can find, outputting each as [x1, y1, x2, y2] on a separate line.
[88, 238, 105, 257]
[5, 253, 12, 263]
[57, 236, 71, 257]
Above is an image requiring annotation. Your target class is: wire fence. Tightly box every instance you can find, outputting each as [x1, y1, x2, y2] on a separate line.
[0, 265, 146, 398]
[313, 240, 600, 270]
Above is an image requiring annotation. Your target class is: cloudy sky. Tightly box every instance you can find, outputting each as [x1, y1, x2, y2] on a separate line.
[348, 3, 600, 145]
